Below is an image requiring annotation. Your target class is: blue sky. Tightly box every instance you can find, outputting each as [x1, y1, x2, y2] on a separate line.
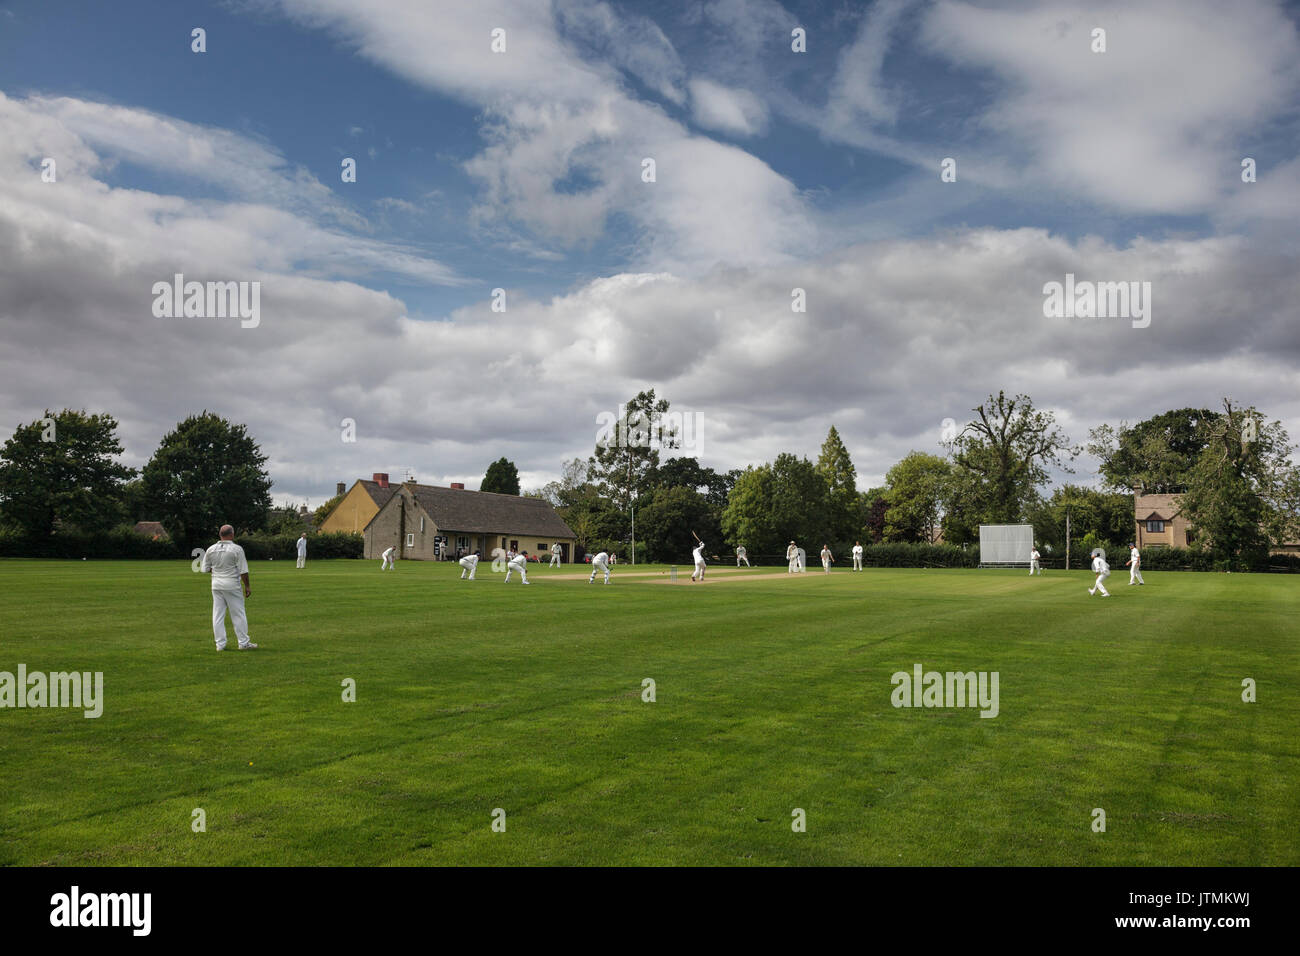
[1, 0, 1298, 503]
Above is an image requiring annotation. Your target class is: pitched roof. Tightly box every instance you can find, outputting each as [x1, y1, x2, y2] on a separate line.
[358, 479, 399, 510]
[403, 484, 576, 537]
[1141, 511, 1169, 521]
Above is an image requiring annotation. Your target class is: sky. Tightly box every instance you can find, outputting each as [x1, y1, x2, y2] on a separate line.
[1, 0, 1298, 507]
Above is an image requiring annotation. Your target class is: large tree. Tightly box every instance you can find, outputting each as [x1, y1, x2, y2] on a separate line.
[637, 485, 717, 562]
[480, 457, 521, 495]
[721, 465, 777, 556]
[945, 391, 1078, 540]
[0, 409, 135, 537]
[140, 412, 272, 548]
[1178, 399, 1300, 567]
[588, 389, 677, 513]
[770, 453, 832, 548]
[883, 452, 952, 543]
[1023, 484, 1134, 553]
[817, 426, 859, 541]
[1087, 408, 1220, 494]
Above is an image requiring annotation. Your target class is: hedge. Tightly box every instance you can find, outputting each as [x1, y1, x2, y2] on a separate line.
[0, 528, 363, 560]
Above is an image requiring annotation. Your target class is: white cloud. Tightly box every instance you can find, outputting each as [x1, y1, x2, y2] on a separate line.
[689, 78, 769, 138]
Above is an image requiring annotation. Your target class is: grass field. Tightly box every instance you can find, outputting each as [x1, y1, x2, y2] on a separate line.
[1, 557, 1296, 866]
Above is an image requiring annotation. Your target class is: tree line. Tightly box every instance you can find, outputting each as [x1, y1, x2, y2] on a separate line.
[3, 393, 1296, 568]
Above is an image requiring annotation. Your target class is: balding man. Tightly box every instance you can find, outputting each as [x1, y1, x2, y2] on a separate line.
[201, 525, 257, 651]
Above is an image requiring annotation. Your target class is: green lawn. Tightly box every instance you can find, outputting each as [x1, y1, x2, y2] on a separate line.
[1, 558, 1295, 866]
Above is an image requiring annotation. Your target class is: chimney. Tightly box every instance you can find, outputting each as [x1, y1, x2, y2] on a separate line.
[336, 482, 346, 496]
[450, 482, 465, 490]
[373, 472, 389, 489]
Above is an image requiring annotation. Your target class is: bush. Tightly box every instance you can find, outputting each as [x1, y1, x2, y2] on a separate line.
[0, 527, 363, 560]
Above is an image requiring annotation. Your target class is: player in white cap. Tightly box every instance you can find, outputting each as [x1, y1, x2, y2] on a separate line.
[1126, 543, 1144, 585]
[1088, 548, 1111, 597]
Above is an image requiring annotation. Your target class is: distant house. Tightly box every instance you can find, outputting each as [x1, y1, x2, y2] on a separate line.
[359, 479, 578, 562]
[317, 473, 400, 535]
[1134, 492, 1192, 549]
[1134, 489, 1298, 554]
[132, 521, 168, 541]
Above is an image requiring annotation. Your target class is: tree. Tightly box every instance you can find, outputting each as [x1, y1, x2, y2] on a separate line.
[946, 391, 1079, 536]
[481, 457, 521, 495]
[637, 486, 716, 562]
[266, 502, 308, 535]
[1179, 399, 1300, 567]
[140, 412, 272, 549]
[588, 389, 677, 513]
[770, 453, 831, 547]
[883, 452, 951, 543]
[1024, 485, 1134, 553]
[817, 426, 859, 541]
[0, 409, 135, 537]
[721, 465, 777, 556]
[861, 487, 888, 544]
[1087, 408, 1220, 494]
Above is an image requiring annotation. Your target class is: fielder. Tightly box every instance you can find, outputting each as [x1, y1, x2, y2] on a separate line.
[786, 541, 799, 573]
[589, 551, 611, 584]
[504, 550, 531, 584]
[820, 545, 834, 573]
[852, 541, 863, 571]
[690, 537, 707, 582]
[201, 525, 257, 651]
[459, 550, 480, 580]
[736, 545, 750, 567]
[381, 545, 396, 570]
[1088, 550, 1111, 597]
[296, 532, 307, 569]
[1127, 543, 1145, 585]
[550, 542, 562, 567]
[1029, 545, 1042, 575]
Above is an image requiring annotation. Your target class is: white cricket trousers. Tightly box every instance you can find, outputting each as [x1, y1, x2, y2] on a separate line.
[590, 560, 610, 583]
[692, 560, 706, 581]
[550, 554, 560, 567]
[296, 555, 305, 568]
[788, 558, 797, 573]
[381, 554, 394, 570]
[853, 555, 862, 570]
[212, 588, 251, 650]
[822, 558, 831, 573]
[1029, 559, 1040, 575]
[1129, 565, 1144, 584]
[737, 555, 750, 567]
[1092, 571, 1111, 596]
[504, 563, 529, 584]
[459, 558, 477, 580]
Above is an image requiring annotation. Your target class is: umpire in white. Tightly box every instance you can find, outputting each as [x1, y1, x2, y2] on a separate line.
[201, 525, 257, 651]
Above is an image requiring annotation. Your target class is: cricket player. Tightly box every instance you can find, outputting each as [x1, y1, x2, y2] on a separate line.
[820, 545, 834, 573]
[691, 539, 707, 582]
[786, 541, 799, 573]
[852, 541, 864, 571]
[504, 550, 531, 584]
[736, 545, 750, 567]
[201, 525, 256, 651]
[1029, 545, 1042, 575]
[589, 550, 611, 584]
[1088, 550, 1111, 597]
[296, 532, 307, 569]
[1127, 543, 1145, 585]
[381, 545, 395, 570]
[550, 543, 562, 567]
[459, 550, 480, 580]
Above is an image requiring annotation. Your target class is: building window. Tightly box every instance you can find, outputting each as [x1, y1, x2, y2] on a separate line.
[538, 543, 548, 553]
[406, 533, 415, 547]
[1146, 520, 1165, 533]
[457, 536, 469, 551]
